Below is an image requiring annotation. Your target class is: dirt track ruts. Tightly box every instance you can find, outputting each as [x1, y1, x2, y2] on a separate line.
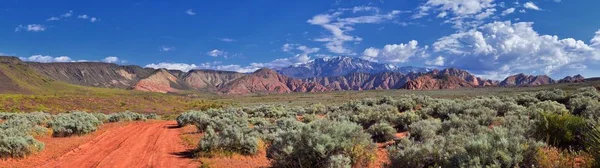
[41, 121, 199, 168]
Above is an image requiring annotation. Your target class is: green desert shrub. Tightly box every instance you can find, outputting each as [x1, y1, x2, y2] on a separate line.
[301, 114, 319, 123]
[0, 113, 49, 158]
[366, 122, 396, 142]
[331, 103, 400, 128]
[534, 111, 587, 149]
[196, 109, 258, 156]
[244, 105, 296, 119]
[395, 111, 423, 131]
[197, 125, 259, 157]
[92, 113, 109, 123]
[108, 111, 147, 122]
[305, 103, 328, 114]
[584, 124, 600, 167]
[0, 128, 45, 158]
[256, 118, 305, 142]
[409, 119, 442, 141]
[0, 112, 18, 120]
[267, 119, 376, 168]
[0, 116, 50, 137]
[536, 89, 567, 103]
[176, 111, 207, 127]
[48, 112, 102, 137]
[389, 127, 542, 168]
[145, 113, 161, 120]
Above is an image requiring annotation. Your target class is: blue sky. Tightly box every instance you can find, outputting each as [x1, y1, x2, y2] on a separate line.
[2, 0, 600, 79]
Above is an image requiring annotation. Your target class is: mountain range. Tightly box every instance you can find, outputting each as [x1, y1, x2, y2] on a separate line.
[0, 56, 589, 95]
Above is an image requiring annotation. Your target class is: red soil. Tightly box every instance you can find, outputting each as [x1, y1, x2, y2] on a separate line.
[1, 121, 199, 168]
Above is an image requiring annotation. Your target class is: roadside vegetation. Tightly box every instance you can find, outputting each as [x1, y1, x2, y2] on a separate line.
[0, 111, 158, 158]
[178, 87, 600, 167]
[3, 86, 600, 167]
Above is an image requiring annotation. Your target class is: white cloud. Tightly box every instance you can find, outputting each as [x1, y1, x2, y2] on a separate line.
[414, 0, 495, 18]
[61, 10, 73, 18]
[207, 49, 227, 57]
[308, 7, 401, 54]
[46, 17, 60, 21]
[413, 0, 497, 30]
[145, 62, 259, 73]
[186, 9, 196, 16]
[524, 2, 541, 11]
[361, 40, 428, 63]
[425, 56, 446, 66]
[501, 8, 515, 16]
[219, 38, 236, 42]
[145, 63, 199, 72]
[160, 46, 175, 52]
[282, 43, 319, 54]
[15, 24, 46, 32]
[47, 10, 74, 21]
[102, 56, 119, 63]
[431, 21, 600, 79]
[78, 15, 89, 19]
[592, 30, 600, 48]
[19, 55, 126, 64]
[77, 14, 99, 22]
[20, 55, 72, 63]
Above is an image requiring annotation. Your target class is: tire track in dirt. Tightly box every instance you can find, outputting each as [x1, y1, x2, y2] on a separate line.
[42, 121, 199, 168]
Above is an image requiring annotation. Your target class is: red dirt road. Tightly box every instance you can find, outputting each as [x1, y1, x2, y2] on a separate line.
[41, 121, 199, 168]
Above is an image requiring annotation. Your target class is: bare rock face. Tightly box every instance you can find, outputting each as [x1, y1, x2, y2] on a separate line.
[500, 74, 556, 86]
[27, 62, 153, 89]
[133, 69, 189, 93]
[402, 74, 476, 90]
[182, 70, 246, 91]
[304, 72, 418, 91]
[218, 68, 328, 94]
[401, 68, 493, 90]
[558, 74, 585, 83]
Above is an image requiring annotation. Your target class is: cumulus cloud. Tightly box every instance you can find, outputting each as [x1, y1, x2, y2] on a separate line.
[62, 10, 73, 18]
[186, 9, 196, 16]
[413, 0, 497, 29]
[160, 46, 175, 52]
[308, 7, 401, 54]
[219, 38, 236, 42]
[19, 55, 124, 64]
[425, 56, 446, 66]
[282, 43, 319, 54]
[207, 49, 227, 57]
[15, 24, 46, 32]
[431, 21, 600, 79]
[102, 56, 119, 63]
[145, 63, 199, 72]
[524, 2, 541, 11]
[46, 17, 60, 21]
[20, 55, 72, 63]
[77, 14, 99, 22]
[501, 8, 516, 16]
[47, 10, 74, 21]
[145, 62, 259, 73]
[361, 40, 428, 63]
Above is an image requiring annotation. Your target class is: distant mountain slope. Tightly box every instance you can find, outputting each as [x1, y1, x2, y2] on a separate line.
[0, 57, 83, 94]
[182, 70, 246, 91]
[277, 56, 431, 78]
[499, 73, 556, 86]
[28, 62, 154, 89]
[133, 69, 192, 93]
[558, 75, 585, 83]
[218, 68, 328, 94]
[2, 56, 593, 95]
[303, 72, 419, 91]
